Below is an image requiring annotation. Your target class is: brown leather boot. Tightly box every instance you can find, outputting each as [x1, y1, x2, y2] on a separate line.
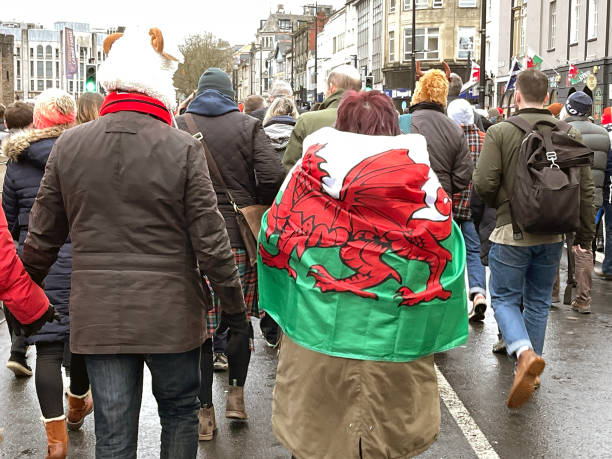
[226, 386, 248, 419]
[507, 349, 545, 409]
[198, 405, 216, 441]
[67, 389, 94, 431]
[43, 417, 68, 459]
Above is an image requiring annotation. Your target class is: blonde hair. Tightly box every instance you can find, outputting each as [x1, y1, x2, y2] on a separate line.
[76, 92, 104, 124]
[263, 97, 299, 125]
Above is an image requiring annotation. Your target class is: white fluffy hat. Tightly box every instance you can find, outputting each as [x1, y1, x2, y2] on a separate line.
[98, 27, 178, 109]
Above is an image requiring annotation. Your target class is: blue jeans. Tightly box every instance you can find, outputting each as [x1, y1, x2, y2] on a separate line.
[458, 220, 487, 299]
[489, 242, 562, 356]
[84, 347, 201, 459]
[604, 200, 612, 274]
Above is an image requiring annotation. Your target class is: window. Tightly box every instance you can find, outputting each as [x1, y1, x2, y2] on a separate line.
[30, 61, 33, 76]
[570, 0, 580, 43]
[55, 62, 59, 76]
[37, 61, 43, 77]
[333, 37, 337, 54]
[30, 48, 33, 59]
[98, 51, 101, 61]
[404, 28, 439, 61]
[548, 1, 556, 48]
[46, 61, 52, 77]
[457, 27, 476, 59]
[37, 45, 43, 59]
[17, 79, 21, 91]
[31, 80, 34, 91]
[278, 19, 291, 30]
[433, 0, 443, 7]
[404, 0, 426, 9]
[46, 80, 53, 89]
[458, 0, 477, 6]
[16, 46, 20, 56]
[69, 81, 74, 92]
[56, 80, 59, 88]
[45, 45, 52, 59]
[512, 0, 528, 57]
[389, 0, 396, 13]
[16, 60, 20, 77]
[55, 48, 59, 59]
[588, 0, 598, 39]
[389, 31, 395, 61]
[37, 80, 44, 91]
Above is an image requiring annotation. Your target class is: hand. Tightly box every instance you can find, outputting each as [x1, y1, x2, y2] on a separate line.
[216, 311, 250, 356]
[6, 305, 60, 337]
[572, 244, 589, 254]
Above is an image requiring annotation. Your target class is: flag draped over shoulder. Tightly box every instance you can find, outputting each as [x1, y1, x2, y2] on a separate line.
[257, 127, 468, 362]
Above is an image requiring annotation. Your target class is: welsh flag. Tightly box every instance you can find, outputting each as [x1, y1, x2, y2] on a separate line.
[567, 64, 580, 85]
[526, 49, 543, 69]
[258, 127, 468, 362]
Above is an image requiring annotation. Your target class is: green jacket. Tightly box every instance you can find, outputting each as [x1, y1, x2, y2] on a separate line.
[473, 108, 595, 247]
[282, 90, 345, 172]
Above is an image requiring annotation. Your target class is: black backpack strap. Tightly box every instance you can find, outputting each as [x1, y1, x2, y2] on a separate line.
[554, 120, 573, 134]
[503, 115, 533, 134]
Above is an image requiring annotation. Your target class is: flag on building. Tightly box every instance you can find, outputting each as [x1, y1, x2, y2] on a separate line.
[567, 64, 580, 85]
[258, 127, 468, 363]
[526, 49, 543, 69]
[505, 58, 522, 92]
[470, 61, 480, 82]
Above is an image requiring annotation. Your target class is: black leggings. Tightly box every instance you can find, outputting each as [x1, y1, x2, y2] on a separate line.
[35, 341, 90, 419]
[199, 323, 252, 408]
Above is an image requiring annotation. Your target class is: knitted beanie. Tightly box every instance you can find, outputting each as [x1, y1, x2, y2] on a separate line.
[565, 91, 592, 117]
[196, 68, 235, 99]
[411, 69, 449, 109]
[546, 102, 563, 117]
[33, 89, 76, 129]
[447, 99, 474, 126]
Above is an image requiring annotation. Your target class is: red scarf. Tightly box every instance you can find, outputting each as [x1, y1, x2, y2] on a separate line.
[100, 91, 172, 126]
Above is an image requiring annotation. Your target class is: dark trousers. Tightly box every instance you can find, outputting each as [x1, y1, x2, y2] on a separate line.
[199, 324, 252, 408]
[3, 305, 27, 358]
[84, 347, 201, 459]
[35, 341, 89, 418]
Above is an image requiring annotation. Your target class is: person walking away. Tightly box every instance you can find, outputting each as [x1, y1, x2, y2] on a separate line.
[473, 69, 594, 408]
[2, 89, 93, 458]
[407, 69, 473, 197]
[1, 101, 35, 376]
[176, 67, 283, 439]
[250, 80, 294, 122]
[244, 95, 265, 120]
[447, 98, 488, 321]
[20, 27, 250, 459]
[259, 90, 468, 458]
[76, 92, 104, 124]
[282, 65, 362, 172]
[263, 97, 298, 160]
[596, 107, 612, 280]
[563, 91, 610, 312]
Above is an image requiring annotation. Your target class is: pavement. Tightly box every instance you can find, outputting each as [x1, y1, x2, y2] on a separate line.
[1, 254, 611, 458]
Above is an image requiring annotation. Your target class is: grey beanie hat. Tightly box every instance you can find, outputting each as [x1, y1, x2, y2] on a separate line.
[565, 91, 592, 117]
[196, 67, 235, 99]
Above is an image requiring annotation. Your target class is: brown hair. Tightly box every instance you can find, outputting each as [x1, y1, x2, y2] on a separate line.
[4, 101, 34, 129]
[244, 95, 265, 114]
[516, 69, 549, 104]
[76, 92, 104, 124]
[335, 90, 400, 136]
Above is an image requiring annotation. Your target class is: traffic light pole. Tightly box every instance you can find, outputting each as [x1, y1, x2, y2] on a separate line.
[479, 0, 487, 108]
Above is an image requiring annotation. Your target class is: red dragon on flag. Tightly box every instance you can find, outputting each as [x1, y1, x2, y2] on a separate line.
[259, 139, 453, 306]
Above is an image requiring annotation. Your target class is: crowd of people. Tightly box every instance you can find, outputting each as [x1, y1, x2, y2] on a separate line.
[0, 25, 610, 459]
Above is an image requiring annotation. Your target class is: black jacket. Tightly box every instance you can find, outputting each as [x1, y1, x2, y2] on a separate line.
[409, 101, 473, 195]
[177, 90, 284, 247]
[470, 190, 496, 266]
[2, 126, 71, 344]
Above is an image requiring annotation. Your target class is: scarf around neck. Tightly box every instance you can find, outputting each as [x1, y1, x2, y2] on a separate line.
[100, 91, 172, 125]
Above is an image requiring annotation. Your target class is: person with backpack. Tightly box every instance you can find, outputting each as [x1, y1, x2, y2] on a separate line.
[473, 69, 595, 409]
[563, 92, 610, 312]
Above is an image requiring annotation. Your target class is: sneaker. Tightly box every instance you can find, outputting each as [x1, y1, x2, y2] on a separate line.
[6, 353, 32, 377]
[492, 337, 506, 354]
[468, 294, 487, 322]
[213, 353, 228, 371]
[594, 265, 612, 280]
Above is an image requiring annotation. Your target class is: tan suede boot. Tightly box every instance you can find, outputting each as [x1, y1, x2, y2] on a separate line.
[67, 389, 94, 431]
[198, 405, 216, 441]
[226, 386, 248, 419]
[43, 417, 68, 459]
[507, 349, 545, 409]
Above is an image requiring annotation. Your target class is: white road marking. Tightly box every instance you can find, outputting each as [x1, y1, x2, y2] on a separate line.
[435, 365, 501, 459]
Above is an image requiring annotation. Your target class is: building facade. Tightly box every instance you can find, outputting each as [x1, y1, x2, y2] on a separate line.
[0, 21, 111, 101]
[383, 0, 482, 97]
[496, 0, 612, 122]
[0, 34, 15, 106]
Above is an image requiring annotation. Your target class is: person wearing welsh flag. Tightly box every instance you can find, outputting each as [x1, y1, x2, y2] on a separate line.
[258, 90, 468, 458]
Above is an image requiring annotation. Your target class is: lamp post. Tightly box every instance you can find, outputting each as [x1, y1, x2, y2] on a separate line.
[314, 1, 318, 100]
[479, 0, 487, 107]
[411, 0, 416, 95]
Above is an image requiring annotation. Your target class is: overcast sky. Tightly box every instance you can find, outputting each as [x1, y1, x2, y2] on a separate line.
[1, 0, 345, 57]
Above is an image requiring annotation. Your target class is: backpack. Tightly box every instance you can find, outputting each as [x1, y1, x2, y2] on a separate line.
[504, 116, 593, 239]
